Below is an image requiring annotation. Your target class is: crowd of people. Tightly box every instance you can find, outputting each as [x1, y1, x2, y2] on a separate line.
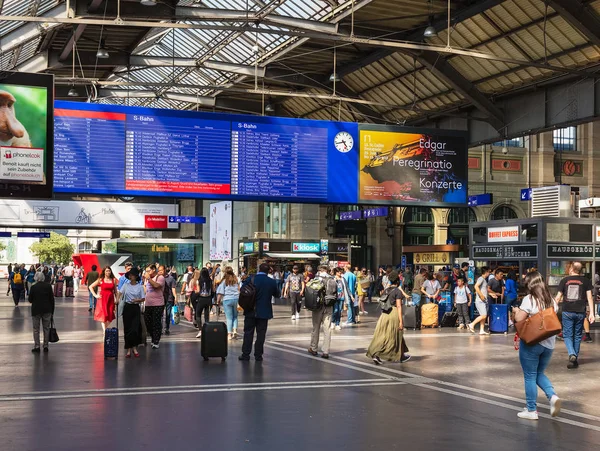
[7, 256, 599, 422]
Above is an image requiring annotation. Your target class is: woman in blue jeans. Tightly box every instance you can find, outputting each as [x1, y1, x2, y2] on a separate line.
[513, 271, 561, 420]
[216, 266, 240, 340]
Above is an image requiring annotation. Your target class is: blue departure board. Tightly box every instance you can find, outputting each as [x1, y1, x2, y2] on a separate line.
[231, 122, 328, 199]
[52, 101, 468, 206]
[53, 101, 360, 204]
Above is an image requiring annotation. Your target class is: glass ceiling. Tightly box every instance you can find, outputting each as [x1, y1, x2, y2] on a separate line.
[0, 0, 353, 109]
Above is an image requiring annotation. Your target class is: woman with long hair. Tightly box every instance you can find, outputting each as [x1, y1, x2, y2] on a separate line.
[513, 271, 561, 420]
[195, 268, 213, 338]
[118, 268, 144, 358]
[216, 266, 240, 340]
[90, 266, 117, 336]
[187, 269, 200, 332]
[366, 271, 411, 365]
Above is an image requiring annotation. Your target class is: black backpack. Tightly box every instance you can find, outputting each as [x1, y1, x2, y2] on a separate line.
[378, 287, 395, 312]
[239, 277, 257, 312]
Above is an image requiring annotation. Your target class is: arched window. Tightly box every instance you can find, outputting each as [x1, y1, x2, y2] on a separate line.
[78, 241, 93, 252]
[491, 205, 518, 220]
[403, 207, 433, 246]
[448, 208, 477, 225]
[448, 208, 477, 245]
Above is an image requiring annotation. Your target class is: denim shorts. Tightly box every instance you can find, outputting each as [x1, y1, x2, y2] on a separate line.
[475, 300, 488, 316]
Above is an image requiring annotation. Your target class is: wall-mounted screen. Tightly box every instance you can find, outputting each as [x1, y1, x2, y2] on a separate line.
[53, 101, 467, 206]
[0, 72, 54, 199]
[209, 200, 232, 261]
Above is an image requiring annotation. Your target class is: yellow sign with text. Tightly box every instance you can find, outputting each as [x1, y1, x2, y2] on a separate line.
[414, 252, 449, 265]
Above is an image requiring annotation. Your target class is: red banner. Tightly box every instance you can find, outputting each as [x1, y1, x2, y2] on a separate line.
[145, 215, 168, 229]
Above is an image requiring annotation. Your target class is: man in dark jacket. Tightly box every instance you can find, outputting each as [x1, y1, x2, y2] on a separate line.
[29, 271, 55, 352]
[239, 263, 278, 361]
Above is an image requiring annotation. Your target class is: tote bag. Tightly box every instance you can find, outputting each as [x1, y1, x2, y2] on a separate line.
[515, 307, 561, 346]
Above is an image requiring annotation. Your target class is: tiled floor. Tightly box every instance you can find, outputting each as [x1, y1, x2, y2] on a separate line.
[1, 282, 599, 450]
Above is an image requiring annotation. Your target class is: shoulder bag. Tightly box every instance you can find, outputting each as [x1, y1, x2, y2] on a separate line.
[49, 315, 59, 343]
[515, 307, 561, 346]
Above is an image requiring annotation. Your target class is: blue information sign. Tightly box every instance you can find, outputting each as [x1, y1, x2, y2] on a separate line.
[364, 207, 388, 218]
[340, 211, 362, 221]
[0, 232, 11, 238]
[468, 193, 493, 206]
[401, 255, 406, 270]
[168, 216, 206, 224]
[520, 188, 532, 201]
[17, 232, 50, 238]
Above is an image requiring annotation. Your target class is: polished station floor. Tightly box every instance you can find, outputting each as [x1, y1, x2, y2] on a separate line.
[2, 283, 600, 451]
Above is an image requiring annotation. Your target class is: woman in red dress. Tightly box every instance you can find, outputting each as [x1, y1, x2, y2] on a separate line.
[89, 266, 117, 336]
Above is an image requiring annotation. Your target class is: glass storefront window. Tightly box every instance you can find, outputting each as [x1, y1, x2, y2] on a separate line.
[264, 202, 288, 238]
[547, 260, 592, 287]
[281, 204, 288, 238]
[272, 203, 280, 235]
[547, 223, 592, 243]
[111, 241, 203, 276]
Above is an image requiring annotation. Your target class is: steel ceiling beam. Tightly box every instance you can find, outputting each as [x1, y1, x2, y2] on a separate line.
[58, 0, 105, 61]
[546, 0, 600, 47]
[413, 50, 504, 130]
[336, 0, 507, 79]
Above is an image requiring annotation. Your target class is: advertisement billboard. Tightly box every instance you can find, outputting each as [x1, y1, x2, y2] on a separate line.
[0, 72, 53, 199]
[359, 126, 468, 206]
[210, 201, 232, 260]
[0, 199, 178, 229]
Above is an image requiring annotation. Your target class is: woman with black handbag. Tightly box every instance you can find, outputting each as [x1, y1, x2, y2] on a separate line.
[366, 271, 411, 365]
[513, 271, 561, 420]
[28, 271, 55, 353]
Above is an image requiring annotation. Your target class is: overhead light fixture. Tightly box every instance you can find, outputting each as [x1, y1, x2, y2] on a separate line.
[67, 86, 79, 97]
[96, 39, 109, 59]
[165, 92, 216, 107]
[329, 72, 340, 82]
[265, 103, 275, 113]
[140, 0, 157, 6]
[424, 25, 437, 37]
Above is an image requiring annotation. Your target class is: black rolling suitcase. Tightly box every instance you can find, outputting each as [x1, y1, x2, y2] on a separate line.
[65, 286, 74, 297]
[403, 305, 420, 330]
[201, 322, 227, 361]
[440, 308, 458, 327]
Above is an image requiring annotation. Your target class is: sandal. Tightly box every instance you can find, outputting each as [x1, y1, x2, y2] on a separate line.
[125, 353, 131, 358]
[133, 351, 140, 358]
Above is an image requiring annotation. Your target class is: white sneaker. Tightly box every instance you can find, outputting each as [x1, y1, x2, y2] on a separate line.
[550, 395, 562, 417]
[196, 331, 202, 338]
[517, 409, 538, 420]
[330, 323, 335, 330]
[291, 315, 296, 321]
[335, 325, 341, 331]
[362, 311, 368, 315]
[295, 313, 300, 320]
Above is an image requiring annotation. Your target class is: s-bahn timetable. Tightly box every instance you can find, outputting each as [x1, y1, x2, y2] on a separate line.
[53, 104, 335, 201]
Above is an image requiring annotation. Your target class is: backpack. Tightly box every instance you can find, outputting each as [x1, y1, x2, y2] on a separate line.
[323, 277, 337, 307]
[378, 287, 395, 312]
[305, 278, 325, 311]
[238, 278, 257, 312]
[162, 276, 172, 302]
[13, 272, 22, 284]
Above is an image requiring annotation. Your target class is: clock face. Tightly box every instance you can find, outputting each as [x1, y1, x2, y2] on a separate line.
[334, 131, 354, 153]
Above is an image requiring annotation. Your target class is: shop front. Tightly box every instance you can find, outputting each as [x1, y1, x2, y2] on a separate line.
[102, 238, 203, 275]
[402, 245, 467, 273]
[238, 238, 350, 274]
[469, 218, 599, 291]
